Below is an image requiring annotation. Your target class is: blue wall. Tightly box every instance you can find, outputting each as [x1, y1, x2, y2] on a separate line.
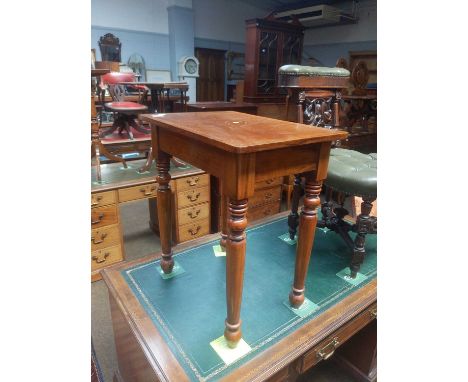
[91, 25, 170, 70]
[302, 40, 377, 67]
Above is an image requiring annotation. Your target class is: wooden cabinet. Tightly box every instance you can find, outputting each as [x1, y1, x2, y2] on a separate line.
[244, 16, 304, 104]
[149, 174, 211, 244]
[91, 159, 207, 282]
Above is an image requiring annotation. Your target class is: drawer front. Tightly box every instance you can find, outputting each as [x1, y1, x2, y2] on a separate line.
[91, 224, 120, 250]
[177, 202, 210, 226]
[175, 174, 209, 192]
[250, 186, 282, 207]
[248, 201, 281, 222]
[118, 183, 157, 203]
[91, 190, 116, 208]
[255, 177, 282, 190]
[177, 186, 210, 209]
[300, 302, 377, 373]
[91, 205, 118, 228]
[178, 219, 210, 242]
[91, 244, 123, 271]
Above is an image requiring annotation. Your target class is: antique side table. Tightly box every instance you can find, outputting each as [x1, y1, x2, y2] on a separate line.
[140, 111, 347, 348]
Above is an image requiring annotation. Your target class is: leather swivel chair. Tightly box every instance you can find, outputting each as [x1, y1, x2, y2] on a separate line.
[99, 72, 150, 140]
[278, 64, 377, 278]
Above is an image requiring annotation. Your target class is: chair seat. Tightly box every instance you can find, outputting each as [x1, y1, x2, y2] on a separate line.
[105, 101, 148, 113]
[278, 65, 350, 77]
[325, 148, 377, 198]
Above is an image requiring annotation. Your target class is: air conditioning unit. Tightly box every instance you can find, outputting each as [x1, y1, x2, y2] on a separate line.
[275, 4, 355, 28]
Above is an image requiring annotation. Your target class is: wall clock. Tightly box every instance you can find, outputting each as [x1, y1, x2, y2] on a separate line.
[178, 56, 200, 78]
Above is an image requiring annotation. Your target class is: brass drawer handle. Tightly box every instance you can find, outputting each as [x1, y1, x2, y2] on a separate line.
[188, 209, 201, 219]
[316, 337, 340, 361]
[370, 308, 377, 319]
[91, 213, 104, 225]
[91, 232, 107, 244]
[264, 192, 273, 199]
[186, 192, 200, 202]
[266, 179, 275, 184]
[92, 252, 110, 264]
[140, 186, 156, 196]
[188, 225, 201, 236]
[186, 176, 200, 186]
[91, 195, 103, 206]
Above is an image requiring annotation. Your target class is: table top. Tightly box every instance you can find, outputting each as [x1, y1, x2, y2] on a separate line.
[141, 111, 348, 154]
[118, 81, 189, 90]
[185, 101, 257, 110]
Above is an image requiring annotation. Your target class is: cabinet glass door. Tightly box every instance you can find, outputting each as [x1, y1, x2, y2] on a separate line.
[257, 31, 278, 94]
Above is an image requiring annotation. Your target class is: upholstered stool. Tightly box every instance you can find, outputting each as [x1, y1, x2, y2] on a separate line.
[279, 64, 377, 278]
[317, 148, 377, 278]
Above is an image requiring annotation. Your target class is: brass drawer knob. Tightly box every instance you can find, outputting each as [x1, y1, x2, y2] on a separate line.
[316, 337, 340, 361]
[91, 213, 104, 225]
[92, 252, 110, 264]
[91, 195, 103, 206]
[188, 225, 201, 236]
[188, 209, 201, 219]
[186, 177, 200, 186]
[186, 192, 201, 202]
[140, 186, 156, 196]
[91, 232, 107, 244]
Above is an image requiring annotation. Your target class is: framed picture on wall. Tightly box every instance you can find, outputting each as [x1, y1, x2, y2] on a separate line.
[146, 69, 171, 83]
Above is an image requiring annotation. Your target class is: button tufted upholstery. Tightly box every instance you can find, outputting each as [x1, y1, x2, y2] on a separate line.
[278, 64, 350, 77]
[325, 148, 377, 198]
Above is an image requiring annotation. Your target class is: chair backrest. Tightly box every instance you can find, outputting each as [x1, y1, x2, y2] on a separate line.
[100, 72, 137, 102]
[98, 33, 121, 62]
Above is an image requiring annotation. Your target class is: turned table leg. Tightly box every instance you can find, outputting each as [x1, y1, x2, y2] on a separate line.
[224, 198, 248, 348]
[289, 174, 322, 308]
[220, 189, 228, 250]
[156, 150, 174, 274]
[350, 197, 376, 278]
[288, 175, 302, 240]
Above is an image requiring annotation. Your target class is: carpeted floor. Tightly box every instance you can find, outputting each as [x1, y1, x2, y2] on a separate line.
[91, 199, 360, 382]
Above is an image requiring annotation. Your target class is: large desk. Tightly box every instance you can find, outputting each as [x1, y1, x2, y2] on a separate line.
[103, 212, 377, 382]
[141, 111, 346, 347]
[91, 160, 207, 281]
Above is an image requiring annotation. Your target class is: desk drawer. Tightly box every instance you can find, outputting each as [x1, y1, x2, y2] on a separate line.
[299, 302, 377, 373]
[91, 205, 118, 228]
[255, 177, 282, 190]
[250, 186, 281, 207]
[177, 202, 210, 226]
[176, 186, 210, 209]
[91, 224, 120, 251]
[118, 183, 157, 203]
[91, 244, 123, 272]
[176, 174, 209, 192]
[91, 190, 116, 208]
[248, 201, 281, 222]
[178, 219, 210, 242]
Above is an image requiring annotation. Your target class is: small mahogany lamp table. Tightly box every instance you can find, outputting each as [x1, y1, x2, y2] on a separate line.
[141, 111, 347, 348]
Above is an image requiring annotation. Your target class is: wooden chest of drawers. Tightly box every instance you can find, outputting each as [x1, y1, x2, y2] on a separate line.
[91, 190, 124, 282]
[91, 159, 207, 282]
[149, 173, 211, 244]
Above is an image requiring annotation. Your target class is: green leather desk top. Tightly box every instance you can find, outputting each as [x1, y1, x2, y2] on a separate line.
[121, 215, 377, 381]
[91, 159, 204, 193]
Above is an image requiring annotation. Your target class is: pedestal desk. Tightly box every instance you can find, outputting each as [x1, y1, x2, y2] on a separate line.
[103, 212, 377, 382]
[140, 111, 347, 347]
[91, 160, 207, 282]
